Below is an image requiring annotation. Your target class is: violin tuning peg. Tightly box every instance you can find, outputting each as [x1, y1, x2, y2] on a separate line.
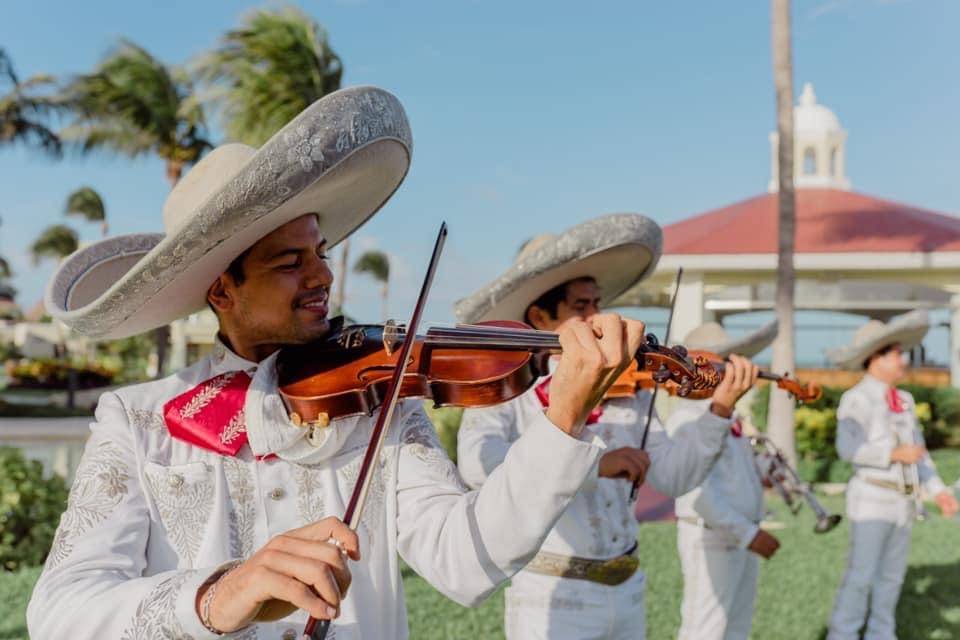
[674, 345, 688, 358]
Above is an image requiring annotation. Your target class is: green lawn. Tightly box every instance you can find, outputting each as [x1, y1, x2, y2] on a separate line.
[4, 452, 959, 639]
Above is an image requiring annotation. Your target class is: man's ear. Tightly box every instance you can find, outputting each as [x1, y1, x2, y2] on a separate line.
[526, 305, 552, 330]
[207, 275, 233, 313]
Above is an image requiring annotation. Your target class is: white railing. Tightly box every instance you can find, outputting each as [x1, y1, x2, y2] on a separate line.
[0, 417, 91, 482]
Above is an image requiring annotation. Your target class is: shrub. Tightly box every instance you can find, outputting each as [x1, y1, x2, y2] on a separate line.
[0, 448, 68, 571]
[423, 403, 464, 464]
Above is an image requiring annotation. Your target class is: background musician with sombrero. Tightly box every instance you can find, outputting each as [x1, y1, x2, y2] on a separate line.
[455, 214, 760, 640]
[826, 310, 958, 640]
[667, 320, 780, 640]
[27, 88, 649, 640]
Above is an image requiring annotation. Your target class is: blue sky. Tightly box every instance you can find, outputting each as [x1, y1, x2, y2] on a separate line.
[1, 0, 957, 365]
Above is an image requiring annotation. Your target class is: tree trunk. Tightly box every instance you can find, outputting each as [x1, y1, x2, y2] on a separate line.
[381, 280, 389, 320]
[166, 159, 184, 187]
[768, 0, 798, 466]
[333, 239, 350, 315]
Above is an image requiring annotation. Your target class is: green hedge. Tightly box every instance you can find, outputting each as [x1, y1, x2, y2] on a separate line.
[0, 448, 68, 571]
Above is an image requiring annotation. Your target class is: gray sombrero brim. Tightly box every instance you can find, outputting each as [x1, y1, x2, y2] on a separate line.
[682, 320, 779, 358]
[826, 310, 930, 370]
[46, 86, 412, 340]
[454, 213, 663, 324]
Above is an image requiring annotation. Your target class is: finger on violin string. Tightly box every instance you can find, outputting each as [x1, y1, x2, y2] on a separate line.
[589, 313, 626, 369]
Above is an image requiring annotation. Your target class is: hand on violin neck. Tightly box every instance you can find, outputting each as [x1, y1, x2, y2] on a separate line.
[546, 314, 645, 437]
[709, 354, 759, 417]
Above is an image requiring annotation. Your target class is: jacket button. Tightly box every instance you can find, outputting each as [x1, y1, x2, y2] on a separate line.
[269, 487, 286, 500]
[282, 630, 297, 640]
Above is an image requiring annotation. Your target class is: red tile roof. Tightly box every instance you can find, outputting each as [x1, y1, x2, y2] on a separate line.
[664, 189, 960, 254]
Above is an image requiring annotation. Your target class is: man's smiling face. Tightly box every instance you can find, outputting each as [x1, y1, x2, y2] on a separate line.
[207, 214, 335, 360]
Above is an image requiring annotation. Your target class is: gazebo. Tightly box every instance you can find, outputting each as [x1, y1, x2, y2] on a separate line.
[615, 84, 960, 385]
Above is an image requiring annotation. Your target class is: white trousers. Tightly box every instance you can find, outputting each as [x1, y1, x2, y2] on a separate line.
[828, 479, 914, 640]
[504, 566, 646, 639]
[676, 522, 759, 640]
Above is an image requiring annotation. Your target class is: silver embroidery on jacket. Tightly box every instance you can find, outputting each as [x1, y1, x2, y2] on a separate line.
[295, 466, 327, 524]
[127, 409, 165, 432]
[223, 458, 256, 560]
[45, 441, 130, 570]
[120, 570, 195, 639]
[144, 465, 214, 567]
[401, 412, 468, 492]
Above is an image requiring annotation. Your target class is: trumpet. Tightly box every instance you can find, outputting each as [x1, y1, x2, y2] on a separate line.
[897, 430, 928, 521]
[750, 435, 843, 534]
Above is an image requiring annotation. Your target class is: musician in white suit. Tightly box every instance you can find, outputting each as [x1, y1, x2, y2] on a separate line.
[667, 321, 780, 640]
[455, 218, 759, 640]
[826, 311, 958, 640]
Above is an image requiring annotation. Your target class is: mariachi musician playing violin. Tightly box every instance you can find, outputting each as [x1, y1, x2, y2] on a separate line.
[29, 89, 651, 640]
[455, 214, 760, 640]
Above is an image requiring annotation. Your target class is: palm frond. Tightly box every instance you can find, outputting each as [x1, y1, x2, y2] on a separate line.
[353, 250, 390, 283]
[194, 6, 342, 146]
[0, 256, 11, 279]
[31, 225, 78, 264]
[65, 186, 106, 222]
[0, 49, 63, 157]
[59, 39, 210, 167]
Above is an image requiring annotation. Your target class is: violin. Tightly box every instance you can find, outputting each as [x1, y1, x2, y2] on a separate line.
[603, 339, 822, 403]
[277, 321, 821, 429]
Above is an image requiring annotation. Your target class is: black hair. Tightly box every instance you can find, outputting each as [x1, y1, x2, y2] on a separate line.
[862, 343, 898, 370]
[524, 277, 595, 325]
[207, 246, 254, 313]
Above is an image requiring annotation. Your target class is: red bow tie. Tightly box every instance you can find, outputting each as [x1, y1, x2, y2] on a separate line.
[887, 386, 905, 414]
[534, 376, 604, 425]
[164, 371, 253, 456]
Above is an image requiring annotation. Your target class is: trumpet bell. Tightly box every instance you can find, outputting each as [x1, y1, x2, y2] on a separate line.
[814, 514, 843, 534]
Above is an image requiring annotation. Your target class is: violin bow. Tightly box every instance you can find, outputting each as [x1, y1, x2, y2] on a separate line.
[636, 267, 683, 470]
[305, 222, 448, 640]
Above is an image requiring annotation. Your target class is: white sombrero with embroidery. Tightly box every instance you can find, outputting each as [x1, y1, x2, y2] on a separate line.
[681, 320, 779, 358]
[827, 310, 930, 370]
[454, 213, 662, 324]
[45, 86, 412, 340]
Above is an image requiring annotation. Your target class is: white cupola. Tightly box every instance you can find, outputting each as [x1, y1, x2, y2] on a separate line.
[768, 82, 851, 192]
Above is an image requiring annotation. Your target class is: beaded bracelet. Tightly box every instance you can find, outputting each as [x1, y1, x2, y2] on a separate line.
[199, 560, 243, 635]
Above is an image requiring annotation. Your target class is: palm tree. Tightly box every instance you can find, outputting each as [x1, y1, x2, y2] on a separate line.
[65, 186, 108, 236]
[194, 6, 343, 146]
[60, 40, 212, 376]
[0, 48, 62, 156]
[768, 0, 798, 466]
[59, 40, 212, 187]
[354, 250, 390, 320]
[0, 256, 10, 279]
[30, 225, 78, 265]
